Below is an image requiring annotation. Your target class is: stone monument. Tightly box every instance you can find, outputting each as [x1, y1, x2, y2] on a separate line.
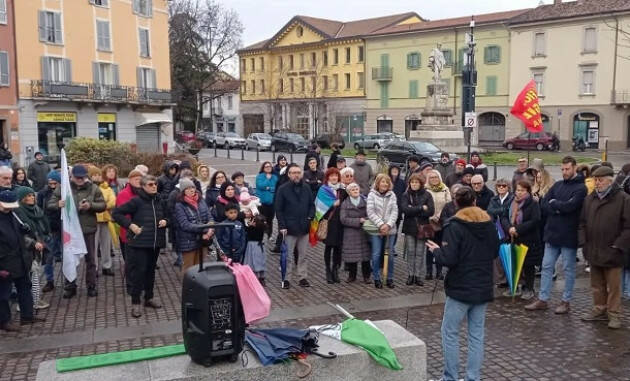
[409, 44, 468, 152]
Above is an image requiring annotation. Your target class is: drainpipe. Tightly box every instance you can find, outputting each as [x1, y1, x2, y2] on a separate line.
[612, 16, 619, 101]
[453, 29, 458, 115]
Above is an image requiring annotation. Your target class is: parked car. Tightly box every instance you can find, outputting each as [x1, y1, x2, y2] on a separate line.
[246, 133, 273, 151]
[176, 130, 196, 144]
[313, 133, 345, 149]
[215, 132, 247, 149]
[271, 132, 308, 152]
[353, 133, 405, 150]
[196, 131, 216, 147]
[503, 132, 554, 151]
[377, 140, 454, 167]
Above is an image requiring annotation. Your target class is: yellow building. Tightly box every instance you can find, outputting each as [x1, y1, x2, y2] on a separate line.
[237, 13, 423, 139]
[14, 0, 173, 164]
[364, 9, 528, 146]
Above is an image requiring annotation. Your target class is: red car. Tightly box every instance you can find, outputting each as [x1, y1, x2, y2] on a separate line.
[176, 131, 196, 144]
[503, 132, 554, 151]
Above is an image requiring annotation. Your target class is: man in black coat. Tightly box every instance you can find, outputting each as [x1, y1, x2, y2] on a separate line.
[426, 186, 498, 381]
[157, 161, 179, 199]
[27, 152, 51, 192]
[275, 164, 315, 289]
[471, 174, 493, 210]
[304, 144, 323, 170]
[0, 190, 45, 331]
[113, 175, 168, 318]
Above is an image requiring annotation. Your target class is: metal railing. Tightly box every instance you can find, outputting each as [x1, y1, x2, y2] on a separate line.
[30, 80, 172, 104]
[371, 67, 393, 81]
[612, 90, 630, 105]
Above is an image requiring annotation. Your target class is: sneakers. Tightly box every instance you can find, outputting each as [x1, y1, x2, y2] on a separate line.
[42, 281, 55, 293]
[374, 280, 383, 289]
[281, 280, 291, 289]
[554, 301, 570, 314]
[0, 321, 20, 332]
[581, 309, 608, 321]
[608, 315, 622, 329]
[520, 289, 535, 300]
[144, 299, 162, 309]
[35, 299, 50, 310]
[298, 279, 310, 288]
[386, 280, 395, 289]
[131, 305, 143, 318]
[524, 299, 549, 311]
[502, 285, 522, 298]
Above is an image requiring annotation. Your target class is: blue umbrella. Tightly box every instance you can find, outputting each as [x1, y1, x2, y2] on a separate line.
[499, 243, 514, 294]
[245, 328, 325, 366]
[280, 241, 288, 286]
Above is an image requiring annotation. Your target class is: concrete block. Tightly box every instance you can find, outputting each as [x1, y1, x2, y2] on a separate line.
[36, 320, 427, 381]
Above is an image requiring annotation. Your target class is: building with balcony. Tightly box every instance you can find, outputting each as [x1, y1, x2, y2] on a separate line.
[13, 0, 173, 164]
[364, 9, 528, 146]
[202, 77, 241, 135]
[508, 0, 630, 150]
[237, 12, 423, 140]
[0, 0, 19, 156]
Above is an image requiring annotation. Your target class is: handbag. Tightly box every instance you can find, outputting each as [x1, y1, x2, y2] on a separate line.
[316, 219, 329, 241]
[411, 193, 434, 240]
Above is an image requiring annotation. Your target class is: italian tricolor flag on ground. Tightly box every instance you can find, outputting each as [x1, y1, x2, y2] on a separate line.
[60, 149, 87, 282]
[312, 318, 403, 370]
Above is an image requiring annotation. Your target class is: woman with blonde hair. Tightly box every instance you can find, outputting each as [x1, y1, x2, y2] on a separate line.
[366, 173, 398, 289]
[532, 168, 554, 201]
[425, 170, 451, 280]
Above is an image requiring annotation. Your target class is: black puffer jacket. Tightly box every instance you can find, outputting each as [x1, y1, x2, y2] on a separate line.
[0, 212, 31, 279]
[434, 207, 499, 304]
[400, 189, 435, 235]
[37, 186, 61, 232]
[474, 185, 494, 211]
[303, 169, 324, 198]
[157, 161, 179, 198]
[275, 180, 315, 236]
[112, 189, 168, 249]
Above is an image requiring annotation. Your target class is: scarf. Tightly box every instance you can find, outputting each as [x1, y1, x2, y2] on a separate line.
[328, 182, 342, 191]
[509, 194, 529, 226]
[596, 185, 612, 200]
[17, 203, 50, 239]
[350, 196, 361, 206]
[184, 192, 199, 209]
[428, 181, 447, 193]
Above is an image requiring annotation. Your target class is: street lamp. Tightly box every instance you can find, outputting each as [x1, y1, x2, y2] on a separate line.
[461, 16, 477, 161]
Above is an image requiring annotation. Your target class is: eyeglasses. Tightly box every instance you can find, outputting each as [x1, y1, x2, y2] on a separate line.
[264, 165, 272, 168]
[496, 184, 508, 188]
[288, 171, 301, 175]
[145, 182, 157, 187]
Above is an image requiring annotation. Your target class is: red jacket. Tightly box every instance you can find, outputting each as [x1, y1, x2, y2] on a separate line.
[115, 183, 138, 243]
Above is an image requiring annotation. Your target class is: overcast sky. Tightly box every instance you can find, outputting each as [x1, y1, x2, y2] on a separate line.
[231, 0, 546, 47]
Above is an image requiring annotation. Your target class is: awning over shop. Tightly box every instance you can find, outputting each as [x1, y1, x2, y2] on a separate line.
[135, 111, 172, 126]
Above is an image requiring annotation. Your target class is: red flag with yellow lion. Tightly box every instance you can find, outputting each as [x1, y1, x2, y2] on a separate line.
[511, 80, 543, 133]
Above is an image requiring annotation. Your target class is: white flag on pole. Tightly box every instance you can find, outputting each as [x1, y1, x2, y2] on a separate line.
[60, 149, 87, 282]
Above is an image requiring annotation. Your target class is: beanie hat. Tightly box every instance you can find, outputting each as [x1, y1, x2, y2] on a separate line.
[128, 169, 143, 179]
[47, 171, 61, 183]
[463, 167, 475, 176]
[134, 165, 149, 175]
[419, 160, 433, 171]
[0, 190, 18, 209]
[592, 166, 614, 178]
[16, 186, 35, 201]
[179, 178, 195, 190]
[455, 159, 467, 166]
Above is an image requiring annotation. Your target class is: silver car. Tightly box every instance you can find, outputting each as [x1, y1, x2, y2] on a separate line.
[215, 132, 247, 148]
[246, 133, 272, 151]
[353, 132, 405, 150]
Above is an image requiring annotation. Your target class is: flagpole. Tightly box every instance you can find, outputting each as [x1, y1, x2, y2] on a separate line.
[527, 132, 531, 164]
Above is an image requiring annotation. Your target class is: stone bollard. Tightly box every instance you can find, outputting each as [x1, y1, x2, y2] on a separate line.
[227, 145, 231, 159]
[241, 146, 245, 160]
[214, 144, 217, 158]
[256, 146, 260, 162]
[493, 161, 497, 181]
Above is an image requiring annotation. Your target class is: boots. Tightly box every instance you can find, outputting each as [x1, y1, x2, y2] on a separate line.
[332, 265, 340, 283]
[325, 267, 333, 284]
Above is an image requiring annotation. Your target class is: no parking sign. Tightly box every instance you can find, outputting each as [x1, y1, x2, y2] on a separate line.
[464, 112, 477, 128]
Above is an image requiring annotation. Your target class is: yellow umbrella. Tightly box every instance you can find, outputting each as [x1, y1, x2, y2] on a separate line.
[511, 243, 528, 296]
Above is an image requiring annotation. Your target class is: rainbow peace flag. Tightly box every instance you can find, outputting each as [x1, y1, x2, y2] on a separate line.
[309, 185, 338, 246]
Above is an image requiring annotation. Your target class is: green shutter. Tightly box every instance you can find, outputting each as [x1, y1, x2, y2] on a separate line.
[486, 76, 497, 96]
[442, 50, 453, 66]
[380, 83, 388, 108]
[380, 53, 389, 67]
[493, 46, 501, 63]
[407, 53, 412, 68]
[484, 46, 501, 64]
[407, 53, 420, 69]
[415, 53, 420, 68]
[409, 80, 418, 98]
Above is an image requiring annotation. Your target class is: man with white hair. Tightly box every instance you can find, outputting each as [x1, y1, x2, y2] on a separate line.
[578, 166, 630, 329]
[470, 174, 493, 211]
[0, 166, 14, 191]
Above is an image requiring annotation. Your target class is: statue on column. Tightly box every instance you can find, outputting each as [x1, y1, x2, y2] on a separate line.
[428, 44, 446, 84]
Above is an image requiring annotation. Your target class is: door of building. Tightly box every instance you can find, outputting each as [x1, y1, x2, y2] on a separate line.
[136, 124, 161, 152]
[243, 114, 264, 136]
[477, 112, 505, 145]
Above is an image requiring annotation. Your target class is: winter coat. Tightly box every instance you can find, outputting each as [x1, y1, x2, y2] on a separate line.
[37, 186, 61, 232]
[205, 186, 221, 208]
[400, 189, 435, 236]
[501, 196, 543, 267]
[366, 189, 398, 235]
[487, 193, 513, 225]
[214, 196, 244, 223]
[339, 197, 371, 263]
[48, 181, 106, 234]
[579, 185, 630, 268]
[157, 161, 179, 198]
[467, 163, 488, 182]
[435, 162, 454, 182]
[304, 169, 324, 198]
[0, 212, 31, 279]
[256, 173, 278, 205]
[27, 160, 51, 192]
[439, 201, 457, 227]
[474, 185, 494, 211]
[174, 196, 211, 252]
[112, 189, 167, 249]
[273, 165, 290, 188]
[433, 207, 499, 304]
[323, 188, 344, 247]
[327, 150, 341, 168]
[304, 150, 323, 170]
[512, 169, 527, 192]
[217, 220, 246, 262]
[444, 172, 462, 188]
[391, 175, 406, 221]
[96, 182, 116, 223]
[115, 183, 139, 243]
[350, 161, 374, 196]
[275, 180, 315, 236]
[541, 174, 587, 248]
[426, 186, 451, 231]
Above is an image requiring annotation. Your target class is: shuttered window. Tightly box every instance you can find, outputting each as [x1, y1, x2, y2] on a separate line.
[38, 11, 63, 44]
[41, 57, 71, 83]
[136, 67, 156, 89]
[97, 20, 111, 51]
[584, 27, 597, 53]
[0, 51, 9, 86]
[407, 52, 420, 69]
[380, 83, 389, 108]
[484, 46, 501, 64]
[90, 0, 109, 7]
[0, 0, 7, 24]
[133, 0, 152, 17]
[357, 72, 364, 89]
[534, 32, 546, 56]
[92, 62, 119, 86]
[486, 76, 497, 96]
[409, 80, 418, 98]
[139, 28, 150, 57]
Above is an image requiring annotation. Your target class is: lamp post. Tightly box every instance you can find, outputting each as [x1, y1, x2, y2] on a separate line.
[461, 17, 477, 161]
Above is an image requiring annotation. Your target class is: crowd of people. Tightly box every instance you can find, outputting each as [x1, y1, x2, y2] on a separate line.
[0, 148, 629, 345]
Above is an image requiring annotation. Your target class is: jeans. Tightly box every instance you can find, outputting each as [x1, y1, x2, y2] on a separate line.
[538, 244, 577, 302]
[623, 268, 630, 299]
[0, 275, 34, 324]
[441, 297, 487, 381]
[370, 235, 395, 282]
[44, 232, 62, 282]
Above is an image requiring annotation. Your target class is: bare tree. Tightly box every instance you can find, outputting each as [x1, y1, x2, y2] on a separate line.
[169, 0, 243, 134]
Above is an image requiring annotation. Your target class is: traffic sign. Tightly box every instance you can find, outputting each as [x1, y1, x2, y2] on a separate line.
[464, 112, 477, 128]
